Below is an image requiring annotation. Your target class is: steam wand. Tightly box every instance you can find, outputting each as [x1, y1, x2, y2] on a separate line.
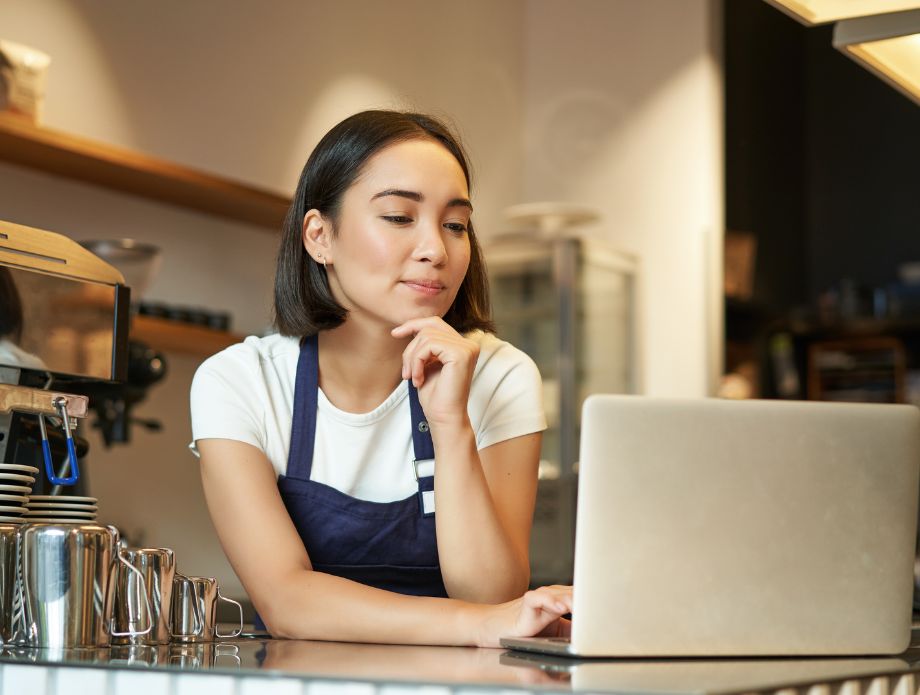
[37, 396, 79, 486]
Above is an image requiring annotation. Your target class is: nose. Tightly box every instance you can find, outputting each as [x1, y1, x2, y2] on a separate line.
[412, 221, 448, 266]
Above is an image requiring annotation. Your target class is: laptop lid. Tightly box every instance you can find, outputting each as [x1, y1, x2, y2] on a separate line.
[571, 396, 920, 657]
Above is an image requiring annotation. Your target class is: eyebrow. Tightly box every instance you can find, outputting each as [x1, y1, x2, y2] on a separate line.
[371, 189, 473, 212]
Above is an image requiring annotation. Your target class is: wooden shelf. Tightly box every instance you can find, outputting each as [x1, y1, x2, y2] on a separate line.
[786, 316, 920, 338]
[131, 315, 244, 357]
[0, 112, 291, 229]
[807, 336, 906, 403]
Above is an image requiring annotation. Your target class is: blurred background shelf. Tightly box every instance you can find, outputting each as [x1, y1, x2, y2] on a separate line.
[787, 316, 920, 338]
[487, 234, 639, 586]
[131, 315, 243, 357]
[807, 336, 906, 403]
[0, 112, 290, 229]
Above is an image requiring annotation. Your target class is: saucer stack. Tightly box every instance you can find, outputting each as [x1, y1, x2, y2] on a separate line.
[24, 495, 99, 523]
[0, 464, 38, 523]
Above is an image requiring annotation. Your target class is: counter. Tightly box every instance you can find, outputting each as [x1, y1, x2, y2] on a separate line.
[3, 631, 920, 695]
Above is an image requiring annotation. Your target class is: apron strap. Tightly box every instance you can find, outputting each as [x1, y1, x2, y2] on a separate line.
[407, 383, 434, 461]
[286, 334, 319, 481]
[408, 383, 436, 516]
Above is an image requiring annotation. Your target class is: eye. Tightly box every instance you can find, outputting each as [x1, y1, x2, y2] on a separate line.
[443, 222, 468, 234]
[381, 215, 413, 225]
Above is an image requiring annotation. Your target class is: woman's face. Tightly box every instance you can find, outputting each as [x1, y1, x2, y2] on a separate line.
[320, 138, 473, 329]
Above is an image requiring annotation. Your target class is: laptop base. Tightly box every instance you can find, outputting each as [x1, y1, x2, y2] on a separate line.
[500, 636, 581, 657]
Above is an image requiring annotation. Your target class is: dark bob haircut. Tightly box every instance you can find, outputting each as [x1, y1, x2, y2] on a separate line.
[273, 110, 494, 337]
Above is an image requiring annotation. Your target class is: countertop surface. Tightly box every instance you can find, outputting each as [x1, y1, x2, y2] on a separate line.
[4, 631, 920, 694]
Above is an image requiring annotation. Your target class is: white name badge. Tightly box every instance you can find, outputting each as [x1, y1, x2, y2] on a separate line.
[421, 489, 436, 515]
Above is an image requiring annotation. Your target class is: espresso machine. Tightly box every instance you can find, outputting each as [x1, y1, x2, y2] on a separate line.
[0, 218, 138, 493]
[0, 220, 248, 654]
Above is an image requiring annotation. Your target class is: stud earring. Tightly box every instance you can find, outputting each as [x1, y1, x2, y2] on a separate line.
[316, 253, 326, 267]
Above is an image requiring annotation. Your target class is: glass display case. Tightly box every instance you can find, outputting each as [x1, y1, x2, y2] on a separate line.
[486, 234, 639, 585]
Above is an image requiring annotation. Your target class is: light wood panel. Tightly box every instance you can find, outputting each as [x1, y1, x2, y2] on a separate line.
[0, 218, 125, 284]
[131, 315, 244, 357]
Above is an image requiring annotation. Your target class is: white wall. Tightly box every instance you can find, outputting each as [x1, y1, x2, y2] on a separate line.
[0, 0, 723, 601]
[1, 0, 527, 336]
[522, 0, 724, 397]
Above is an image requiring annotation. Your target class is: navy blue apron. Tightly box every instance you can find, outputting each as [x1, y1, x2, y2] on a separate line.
[255, 334, 447, 631]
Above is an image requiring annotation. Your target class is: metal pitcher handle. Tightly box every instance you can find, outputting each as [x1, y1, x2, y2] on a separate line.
[109, 549, 153, 637]
[13, 541, 36, 646]
[215, 589, 243, 638]
[169, 571, 204, 639]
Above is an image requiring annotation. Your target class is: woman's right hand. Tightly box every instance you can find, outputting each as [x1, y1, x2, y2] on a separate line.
[473, 585, 573, 648]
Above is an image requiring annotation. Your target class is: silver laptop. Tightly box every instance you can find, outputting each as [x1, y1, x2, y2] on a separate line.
[502, 395, 920, 657]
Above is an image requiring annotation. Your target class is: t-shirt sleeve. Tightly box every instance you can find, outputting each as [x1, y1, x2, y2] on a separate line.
[470, 338, 547, 450]
[188, 344, 265, 458]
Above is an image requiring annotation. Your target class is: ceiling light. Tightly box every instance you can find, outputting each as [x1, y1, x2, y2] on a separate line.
[833, 9, 920, 106]
[764, 1, 920, 26]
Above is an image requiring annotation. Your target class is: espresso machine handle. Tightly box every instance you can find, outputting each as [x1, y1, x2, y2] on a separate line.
[37, 397, 80, 486]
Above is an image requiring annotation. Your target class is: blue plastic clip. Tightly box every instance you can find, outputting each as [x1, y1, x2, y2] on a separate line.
[37, 396, 79, 486]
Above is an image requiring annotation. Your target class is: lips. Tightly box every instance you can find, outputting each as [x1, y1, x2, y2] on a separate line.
[403, 279, 445, 289]
[401, 278, 446, 295]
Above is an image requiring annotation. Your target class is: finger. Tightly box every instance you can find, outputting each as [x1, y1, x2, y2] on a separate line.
[550, 587, 573, 608]
[412, 352, 426, 387]
[528, 587, 572, 619]
[406, 335, 461, 387]
[401, 332, 430, 385]
[392, 324, 418, 339]
[411, 345, 444, 388]
[530, 584, 571, 599]
[401, 332, 425, 379]
[497, 594, 564, 644]
[535, 585, 573, 607]
[542, 584, 573, 593]
[400, 329, 448, 378]
[391, 316, 449, 337]
[523, 589, 567, 617]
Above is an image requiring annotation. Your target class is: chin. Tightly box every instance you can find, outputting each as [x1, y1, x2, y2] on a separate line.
[407, 309, 447, 322]
[396, 305, 449, 324]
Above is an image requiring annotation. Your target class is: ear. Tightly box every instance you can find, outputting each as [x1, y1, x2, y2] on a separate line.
[302, 209, 333, 264]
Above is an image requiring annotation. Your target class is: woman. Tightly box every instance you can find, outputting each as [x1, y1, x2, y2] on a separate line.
[191, 110, 572, 646]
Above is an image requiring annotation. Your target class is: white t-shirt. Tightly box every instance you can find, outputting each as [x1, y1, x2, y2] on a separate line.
[0, 338, 46, 370]
[189, 331, 546, 503]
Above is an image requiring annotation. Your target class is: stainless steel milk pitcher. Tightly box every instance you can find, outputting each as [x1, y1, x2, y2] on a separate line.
[18, 523, 153, 648]
[170, 574, 243, 642]
[111, 547, 176, 645]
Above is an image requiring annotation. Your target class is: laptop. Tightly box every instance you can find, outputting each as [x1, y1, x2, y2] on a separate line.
[502, 395, 920, 657]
